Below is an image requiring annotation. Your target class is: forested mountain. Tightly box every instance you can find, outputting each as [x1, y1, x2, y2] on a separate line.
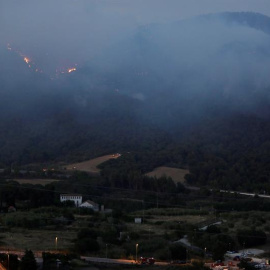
[1, 12, 270, 191]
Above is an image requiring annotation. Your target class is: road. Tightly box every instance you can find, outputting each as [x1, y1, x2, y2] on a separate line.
[0, 250, 168, 267]
[185, 185, 270, 199]
[218, 189, 270, 199]
[81, 256, 168, 266]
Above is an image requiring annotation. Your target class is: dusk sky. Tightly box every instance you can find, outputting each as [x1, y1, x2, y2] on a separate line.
[1, 0, 270, 73]
[2, 0, 270, 44]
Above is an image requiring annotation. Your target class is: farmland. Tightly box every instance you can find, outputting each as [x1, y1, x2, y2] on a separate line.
[64, 154, 121, 174]
[146, 167, 189, 183]
[9, 179, 60, 186]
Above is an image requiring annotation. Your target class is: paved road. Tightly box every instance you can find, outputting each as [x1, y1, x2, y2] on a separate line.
[81, 256, 168, 266]
[185, 185, 270, 199]
[218, 189, 270, 199]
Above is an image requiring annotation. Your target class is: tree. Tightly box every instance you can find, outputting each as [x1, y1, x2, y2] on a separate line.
[237, 229, 267, 247]
[169, 243, 187, 260]
[75, 238, 99, 253]
[0, 253, 19, 270]
[20, 249, 37, 270]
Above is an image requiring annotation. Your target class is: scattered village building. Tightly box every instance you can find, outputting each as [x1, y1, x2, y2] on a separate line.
[135, 218, 142, 224]
[79, 200, 99, 211]
[8, 206, 16, 212]
[60, 194, 82, 207]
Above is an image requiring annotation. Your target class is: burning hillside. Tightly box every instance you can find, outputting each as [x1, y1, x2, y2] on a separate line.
[6, 43, 78, 79]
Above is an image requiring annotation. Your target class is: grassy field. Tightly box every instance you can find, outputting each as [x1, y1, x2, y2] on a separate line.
[146, 167, 189, 183]
[127, 208, 210, 237]
[128, 215, 208, 236]
[0, 228, 76, 252]
[64, 154, 121, 173]
[10, 179, 60, 186]
[220, 211, 270, 234]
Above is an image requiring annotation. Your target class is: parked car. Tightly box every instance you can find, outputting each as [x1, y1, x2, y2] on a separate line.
[138, 257, 155, 265]
[212, 261, 224, 266]
[255, 264, 266, 269]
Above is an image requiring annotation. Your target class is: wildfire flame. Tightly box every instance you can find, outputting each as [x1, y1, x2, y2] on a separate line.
[68, 68, 76, 73]
[6, 43, 77, 78]
[24, 57, 30, 64]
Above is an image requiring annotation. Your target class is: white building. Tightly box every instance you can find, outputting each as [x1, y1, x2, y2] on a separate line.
[60, 194, 82, 207]
[79, 200, 99, 211]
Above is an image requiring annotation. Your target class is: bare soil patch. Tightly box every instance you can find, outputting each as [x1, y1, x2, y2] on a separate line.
[146, 167, 189, 183]
[64, 153, 121, 173]
[10, 179, 60, 186]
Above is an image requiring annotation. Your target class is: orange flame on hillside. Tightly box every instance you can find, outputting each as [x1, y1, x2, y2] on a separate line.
[6, 42, 77, 78]
[68, 68, 76, 73]
[24, 57, 30, 64]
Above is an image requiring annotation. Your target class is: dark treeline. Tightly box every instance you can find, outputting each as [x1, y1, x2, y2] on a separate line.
[182, 114, 270, 192]
[0, 170, 186, 211]
[0, 168, 269, 215]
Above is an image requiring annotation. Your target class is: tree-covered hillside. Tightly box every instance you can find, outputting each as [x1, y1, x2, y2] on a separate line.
[1, 12, 270, 192]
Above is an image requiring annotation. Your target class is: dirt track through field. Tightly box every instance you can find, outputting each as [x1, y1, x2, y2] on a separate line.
[64, 153, 121, 173]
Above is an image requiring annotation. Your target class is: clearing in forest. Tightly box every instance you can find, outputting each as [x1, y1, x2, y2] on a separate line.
[146, 166, 189, 183]
[9, 179, 60, 186]
[64, 153, 121, 173]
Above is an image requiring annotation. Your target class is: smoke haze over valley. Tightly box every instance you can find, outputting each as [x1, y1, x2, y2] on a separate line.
[1, 1, 270, 190]
[4, 3, 270, 264]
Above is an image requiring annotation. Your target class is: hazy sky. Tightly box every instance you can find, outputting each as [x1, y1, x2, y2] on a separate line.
[2, 0, 270, 26]
[88, 0, 270, 23]
[1, 0, 270, 73]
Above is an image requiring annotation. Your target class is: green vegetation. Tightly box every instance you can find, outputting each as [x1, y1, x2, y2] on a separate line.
[21, 250, 37, 270]
[0, 151, 269, 267]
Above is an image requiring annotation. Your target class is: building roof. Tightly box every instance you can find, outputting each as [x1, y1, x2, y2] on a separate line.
[60, 194, 82, 197]
[81, 200, 98, 206]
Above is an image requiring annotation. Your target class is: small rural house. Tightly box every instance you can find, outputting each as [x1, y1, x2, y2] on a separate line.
[60, 194, 82, 207]
[79, 200, 99, 211]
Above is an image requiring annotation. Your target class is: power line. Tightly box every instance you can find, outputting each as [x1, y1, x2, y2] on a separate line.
[0, 182, 268, 213]
[4, 178, 266, 202]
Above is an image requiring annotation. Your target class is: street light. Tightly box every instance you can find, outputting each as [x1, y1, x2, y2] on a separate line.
[55, 237, 58, 252]
[106, 244, 108, 258]
[7, 253, 9, 270]
[204, 247, 207, 259]
[136, 243, 138, 262]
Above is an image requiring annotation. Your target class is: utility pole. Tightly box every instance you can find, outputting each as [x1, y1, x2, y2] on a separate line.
[7, 251, 9, 270]
[136, 244, 138, 262]
[142, 200, 145, 224]
[55, 237, 58, 252]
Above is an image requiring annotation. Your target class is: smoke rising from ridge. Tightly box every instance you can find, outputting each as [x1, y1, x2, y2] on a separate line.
[1, 1, 270, 127]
